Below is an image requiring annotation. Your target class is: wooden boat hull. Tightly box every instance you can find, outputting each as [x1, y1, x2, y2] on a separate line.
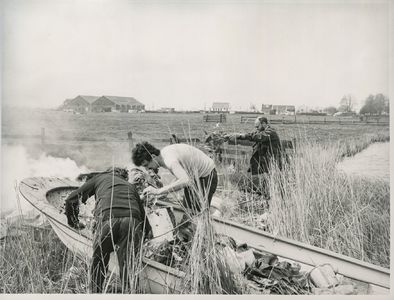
[19, 176, 390, 294]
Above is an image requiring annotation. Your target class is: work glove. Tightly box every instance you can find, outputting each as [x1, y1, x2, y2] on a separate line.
[66, 204, 85, 230]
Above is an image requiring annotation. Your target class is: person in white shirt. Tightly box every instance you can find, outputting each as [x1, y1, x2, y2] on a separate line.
[132, 142, 218, 213]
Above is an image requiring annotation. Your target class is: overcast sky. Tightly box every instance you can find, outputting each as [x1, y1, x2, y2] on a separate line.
[1, 1, 391, 111]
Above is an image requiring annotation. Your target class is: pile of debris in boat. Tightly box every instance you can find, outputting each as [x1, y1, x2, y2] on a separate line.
[64, 169, 360, 295]
[126, 167, 359, 295]
[143, 207, 357, 295]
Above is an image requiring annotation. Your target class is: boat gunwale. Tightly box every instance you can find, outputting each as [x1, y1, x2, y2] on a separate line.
[157, 200, 389, 274]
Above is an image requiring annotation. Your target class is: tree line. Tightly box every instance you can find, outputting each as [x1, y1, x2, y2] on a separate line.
[323, 93, 389, 116]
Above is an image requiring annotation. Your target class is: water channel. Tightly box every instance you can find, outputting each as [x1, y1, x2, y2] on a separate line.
[336, 142, 390, 181]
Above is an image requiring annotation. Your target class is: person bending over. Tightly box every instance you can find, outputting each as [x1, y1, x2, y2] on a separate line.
[65, 166, 151, 293]
[132, 142, 218, 214]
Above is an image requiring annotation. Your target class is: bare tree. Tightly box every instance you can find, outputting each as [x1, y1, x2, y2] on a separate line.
[339, 94, 357, 113]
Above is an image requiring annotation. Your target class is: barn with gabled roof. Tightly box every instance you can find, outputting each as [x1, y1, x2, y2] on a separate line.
[91, 96, 145, 112]
[63, 95, 100, 112]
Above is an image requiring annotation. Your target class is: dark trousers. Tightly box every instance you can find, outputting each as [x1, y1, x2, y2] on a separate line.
[90, 216, 142, 293]
[250, 149, 283, 176]
[250, 152, 285, 198]
[183, 168, 218, 213]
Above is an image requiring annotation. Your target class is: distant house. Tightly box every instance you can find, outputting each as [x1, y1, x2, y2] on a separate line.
[261, 104, 296, 115]
[91, 96, 145, 113]
[273, 105, 296, 115]
[63, 95, 100, 112]
[211, 102, 230, 112]
[261, 104, 272, 114]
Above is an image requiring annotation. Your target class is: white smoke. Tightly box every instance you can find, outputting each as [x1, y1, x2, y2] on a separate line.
[1, 144, 90, 216]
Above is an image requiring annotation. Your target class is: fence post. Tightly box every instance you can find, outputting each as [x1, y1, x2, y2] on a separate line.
[294, 115, 296, 124]
[41, 128, 45, 145]
[324, 118, 326, 124]
[293, 138, 297, 154]
[128, 132, 133, 152]
[282, 117, 284, 124]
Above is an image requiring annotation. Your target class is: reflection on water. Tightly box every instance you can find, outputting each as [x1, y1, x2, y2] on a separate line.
[336, 142, 390, 181]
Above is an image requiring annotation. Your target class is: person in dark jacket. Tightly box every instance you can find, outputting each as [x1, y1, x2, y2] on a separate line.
[225, 116, 283, 197]
[65, 166, 151, 293]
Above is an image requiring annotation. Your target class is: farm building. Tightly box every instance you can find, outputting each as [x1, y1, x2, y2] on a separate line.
[211, 102, 230, 112]
[91, 96, 145, 113]
[261, 104, 296, 115]
[63, 95, 100, 113]
[261, 104, 272, 114]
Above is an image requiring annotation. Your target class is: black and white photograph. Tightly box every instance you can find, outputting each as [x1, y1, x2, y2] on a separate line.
[1, 0, 391, 297]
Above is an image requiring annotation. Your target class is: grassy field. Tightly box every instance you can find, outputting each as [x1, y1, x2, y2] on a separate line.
[1, 107, 390, 293]
[1, 108, 390, 169]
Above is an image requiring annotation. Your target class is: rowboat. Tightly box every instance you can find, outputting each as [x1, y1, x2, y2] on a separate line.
[18, 176, 390, 294]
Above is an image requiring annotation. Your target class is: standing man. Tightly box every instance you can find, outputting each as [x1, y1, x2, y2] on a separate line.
[225, 116, 283, 198]
[131, 142, 218, 214]
[65, 167, 151, 293]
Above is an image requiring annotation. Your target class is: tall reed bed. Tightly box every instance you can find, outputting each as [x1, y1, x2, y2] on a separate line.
[179, 212, 242, 294]
[218, 132, 390, 268]
[0, 222, 89, 293]
[0, 215, 147, 293]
